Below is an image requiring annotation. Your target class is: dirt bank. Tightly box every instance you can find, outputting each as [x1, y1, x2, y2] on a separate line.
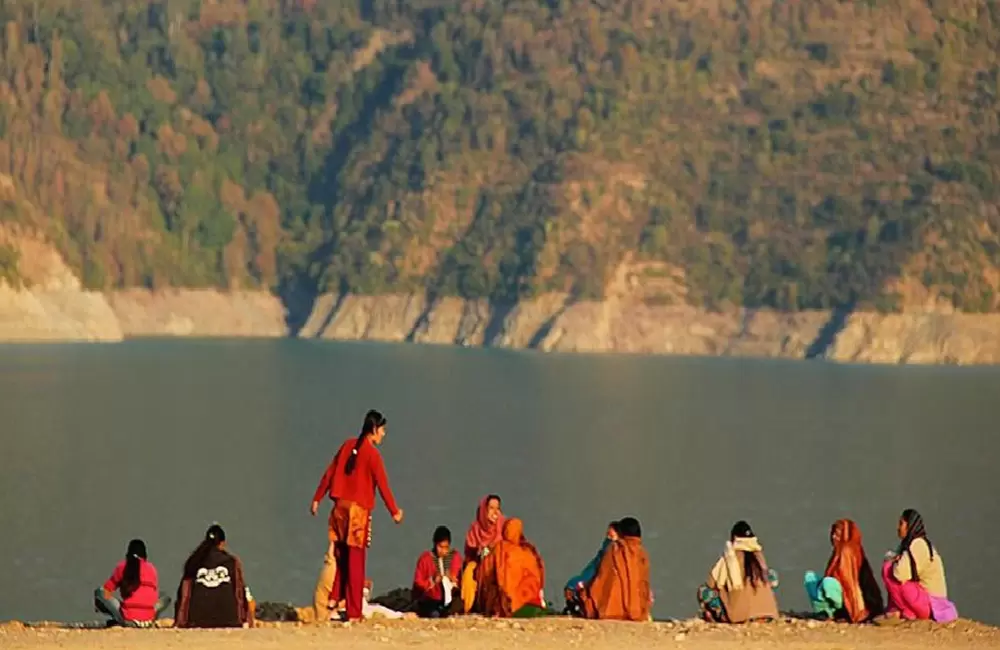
[0, 230, 121, 342]
[107, 289, 286, 338]
[2, 617, 997, 650]
[0, 228, 286, 341]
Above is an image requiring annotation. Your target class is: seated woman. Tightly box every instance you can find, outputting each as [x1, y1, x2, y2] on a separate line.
[412, 526, 463, 618]
[95, 539, 171, 627]
[461, 494, 505, 613]
[804, 519, 883, 622]
[879, 509, 957, 623]
[564, 521, 620, 616]
[174, 524, 256, 628]
[582, 517, 651, 621]
[476, 518, 546, 618]
[698, 521, 779, 623]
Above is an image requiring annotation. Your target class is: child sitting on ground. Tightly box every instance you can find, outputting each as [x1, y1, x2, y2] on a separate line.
[412, 526, 463, 618]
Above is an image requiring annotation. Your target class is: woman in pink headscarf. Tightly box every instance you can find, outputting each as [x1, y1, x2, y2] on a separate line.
[460, 494, 505, 612]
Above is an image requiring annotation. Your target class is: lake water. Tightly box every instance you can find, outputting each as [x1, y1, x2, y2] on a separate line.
[1, 340, 998, 624]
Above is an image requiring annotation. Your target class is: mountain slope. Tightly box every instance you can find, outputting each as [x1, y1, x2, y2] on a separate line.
[0, 0, 997, 314]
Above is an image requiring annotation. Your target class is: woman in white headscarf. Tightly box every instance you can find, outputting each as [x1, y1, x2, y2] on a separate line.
[697, 521, 779, 623]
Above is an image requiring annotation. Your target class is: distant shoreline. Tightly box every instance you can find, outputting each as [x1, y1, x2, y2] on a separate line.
[2, 286, 1000, 365]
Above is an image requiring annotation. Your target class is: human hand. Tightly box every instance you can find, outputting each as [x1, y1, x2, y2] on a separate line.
[310, 501, 319, 516]
[393, 509, 404, 524]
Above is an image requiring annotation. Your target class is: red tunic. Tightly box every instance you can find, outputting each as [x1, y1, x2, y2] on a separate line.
[412, 550, 462, 602]
[312, 437, 400, 515]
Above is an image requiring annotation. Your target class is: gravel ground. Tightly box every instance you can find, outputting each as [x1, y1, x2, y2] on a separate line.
[2, 616, 998, 650]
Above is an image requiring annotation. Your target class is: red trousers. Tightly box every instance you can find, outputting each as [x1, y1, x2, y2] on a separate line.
[330, 543, 367, 620]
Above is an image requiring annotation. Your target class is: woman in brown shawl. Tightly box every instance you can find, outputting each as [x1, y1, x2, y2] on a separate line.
[476, 518, 546, 617]
[583, 516, 652, 621]
[174, 524, 255, 628]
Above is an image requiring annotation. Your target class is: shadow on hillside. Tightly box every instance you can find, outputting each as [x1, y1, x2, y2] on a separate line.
[306, 48, 413, 208]
[804, 303, 855, 360]
[279, 282, 318, 338]
[280, 42, 415, 339]
[403, 292, 520, 347]
[482, 300, 517, 346]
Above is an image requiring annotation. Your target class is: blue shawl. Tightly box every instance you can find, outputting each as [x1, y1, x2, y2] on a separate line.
[564, 538, 612, 591]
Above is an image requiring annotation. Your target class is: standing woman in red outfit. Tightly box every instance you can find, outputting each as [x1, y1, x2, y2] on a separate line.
[310, 409, 404, 622]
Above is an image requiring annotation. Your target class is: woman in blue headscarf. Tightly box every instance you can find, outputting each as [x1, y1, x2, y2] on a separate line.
[564, 521, 620, 616]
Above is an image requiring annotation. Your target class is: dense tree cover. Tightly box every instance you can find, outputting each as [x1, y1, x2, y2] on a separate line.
[0, 0, 998, 311]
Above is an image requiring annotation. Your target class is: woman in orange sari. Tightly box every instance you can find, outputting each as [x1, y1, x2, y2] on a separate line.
[804, 519, 883, 622]
[476, 518, 546, 617]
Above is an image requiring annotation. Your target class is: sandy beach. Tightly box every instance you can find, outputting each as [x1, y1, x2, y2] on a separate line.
[3, 617, 998, 650]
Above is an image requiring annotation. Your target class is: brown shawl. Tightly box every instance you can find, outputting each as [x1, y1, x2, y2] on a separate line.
[175, 549, 252, 628]
[583, 537, 651, 621]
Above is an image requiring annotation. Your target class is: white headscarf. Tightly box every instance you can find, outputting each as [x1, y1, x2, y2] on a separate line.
[710, 536, 762, 592]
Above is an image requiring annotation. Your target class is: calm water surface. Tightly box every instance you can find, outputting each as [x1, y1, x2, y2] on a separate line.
[1, 340, 998, 623]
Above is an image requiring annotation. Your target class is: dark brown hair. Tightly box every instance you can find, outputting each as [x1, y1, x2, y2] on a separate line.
[344, 409, 387, 475]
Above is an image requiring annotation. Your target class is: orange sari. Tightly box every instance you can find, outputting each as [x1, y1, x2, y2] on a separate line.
[824, 519, 883, 623]
[584, 536, 651, 621]
[477, 518, 545, 617]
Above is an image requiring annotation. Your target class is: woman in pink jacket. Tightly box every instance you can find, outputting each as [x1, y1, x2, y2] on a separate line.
[95, 539, 171, 627]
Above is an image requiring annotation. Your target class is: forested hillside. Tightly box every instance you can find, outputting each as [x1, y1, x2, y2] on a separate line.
[0, 0, 998, 312]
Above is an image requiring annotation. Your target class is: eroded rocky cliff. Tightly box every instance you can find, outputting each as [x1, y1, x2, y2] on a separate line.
[107, 289, 286, 338]
[297, 291, 1000, 365]
[0, 230, 284, 342]
[2, 231, 998, 365]
[0, 231, 122, 342]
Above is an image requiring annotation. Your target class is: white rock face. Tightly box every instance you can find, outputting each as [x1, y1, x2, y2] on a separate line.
[298, 291, 1000, 365]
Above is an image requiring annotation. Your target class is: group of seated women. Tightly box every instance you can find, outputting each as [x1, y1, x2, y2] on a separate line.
[417, 494, 551, 618]
[409, 494, 652, 621]
[697, 509, 957, 625]
[96, 506, 956, 627]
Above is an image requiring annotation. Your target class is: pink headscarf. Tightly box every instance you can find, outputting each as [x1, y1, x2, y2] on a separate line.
[464, 495, 505, 558]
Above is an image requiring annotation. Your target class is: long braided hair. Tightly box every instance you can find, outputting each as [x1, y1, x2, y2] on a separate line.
[731, 520, 768, 589]
[183, 524, 226, 580]
[344, 410, 386, 476]
[120, 539, 147, 598]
